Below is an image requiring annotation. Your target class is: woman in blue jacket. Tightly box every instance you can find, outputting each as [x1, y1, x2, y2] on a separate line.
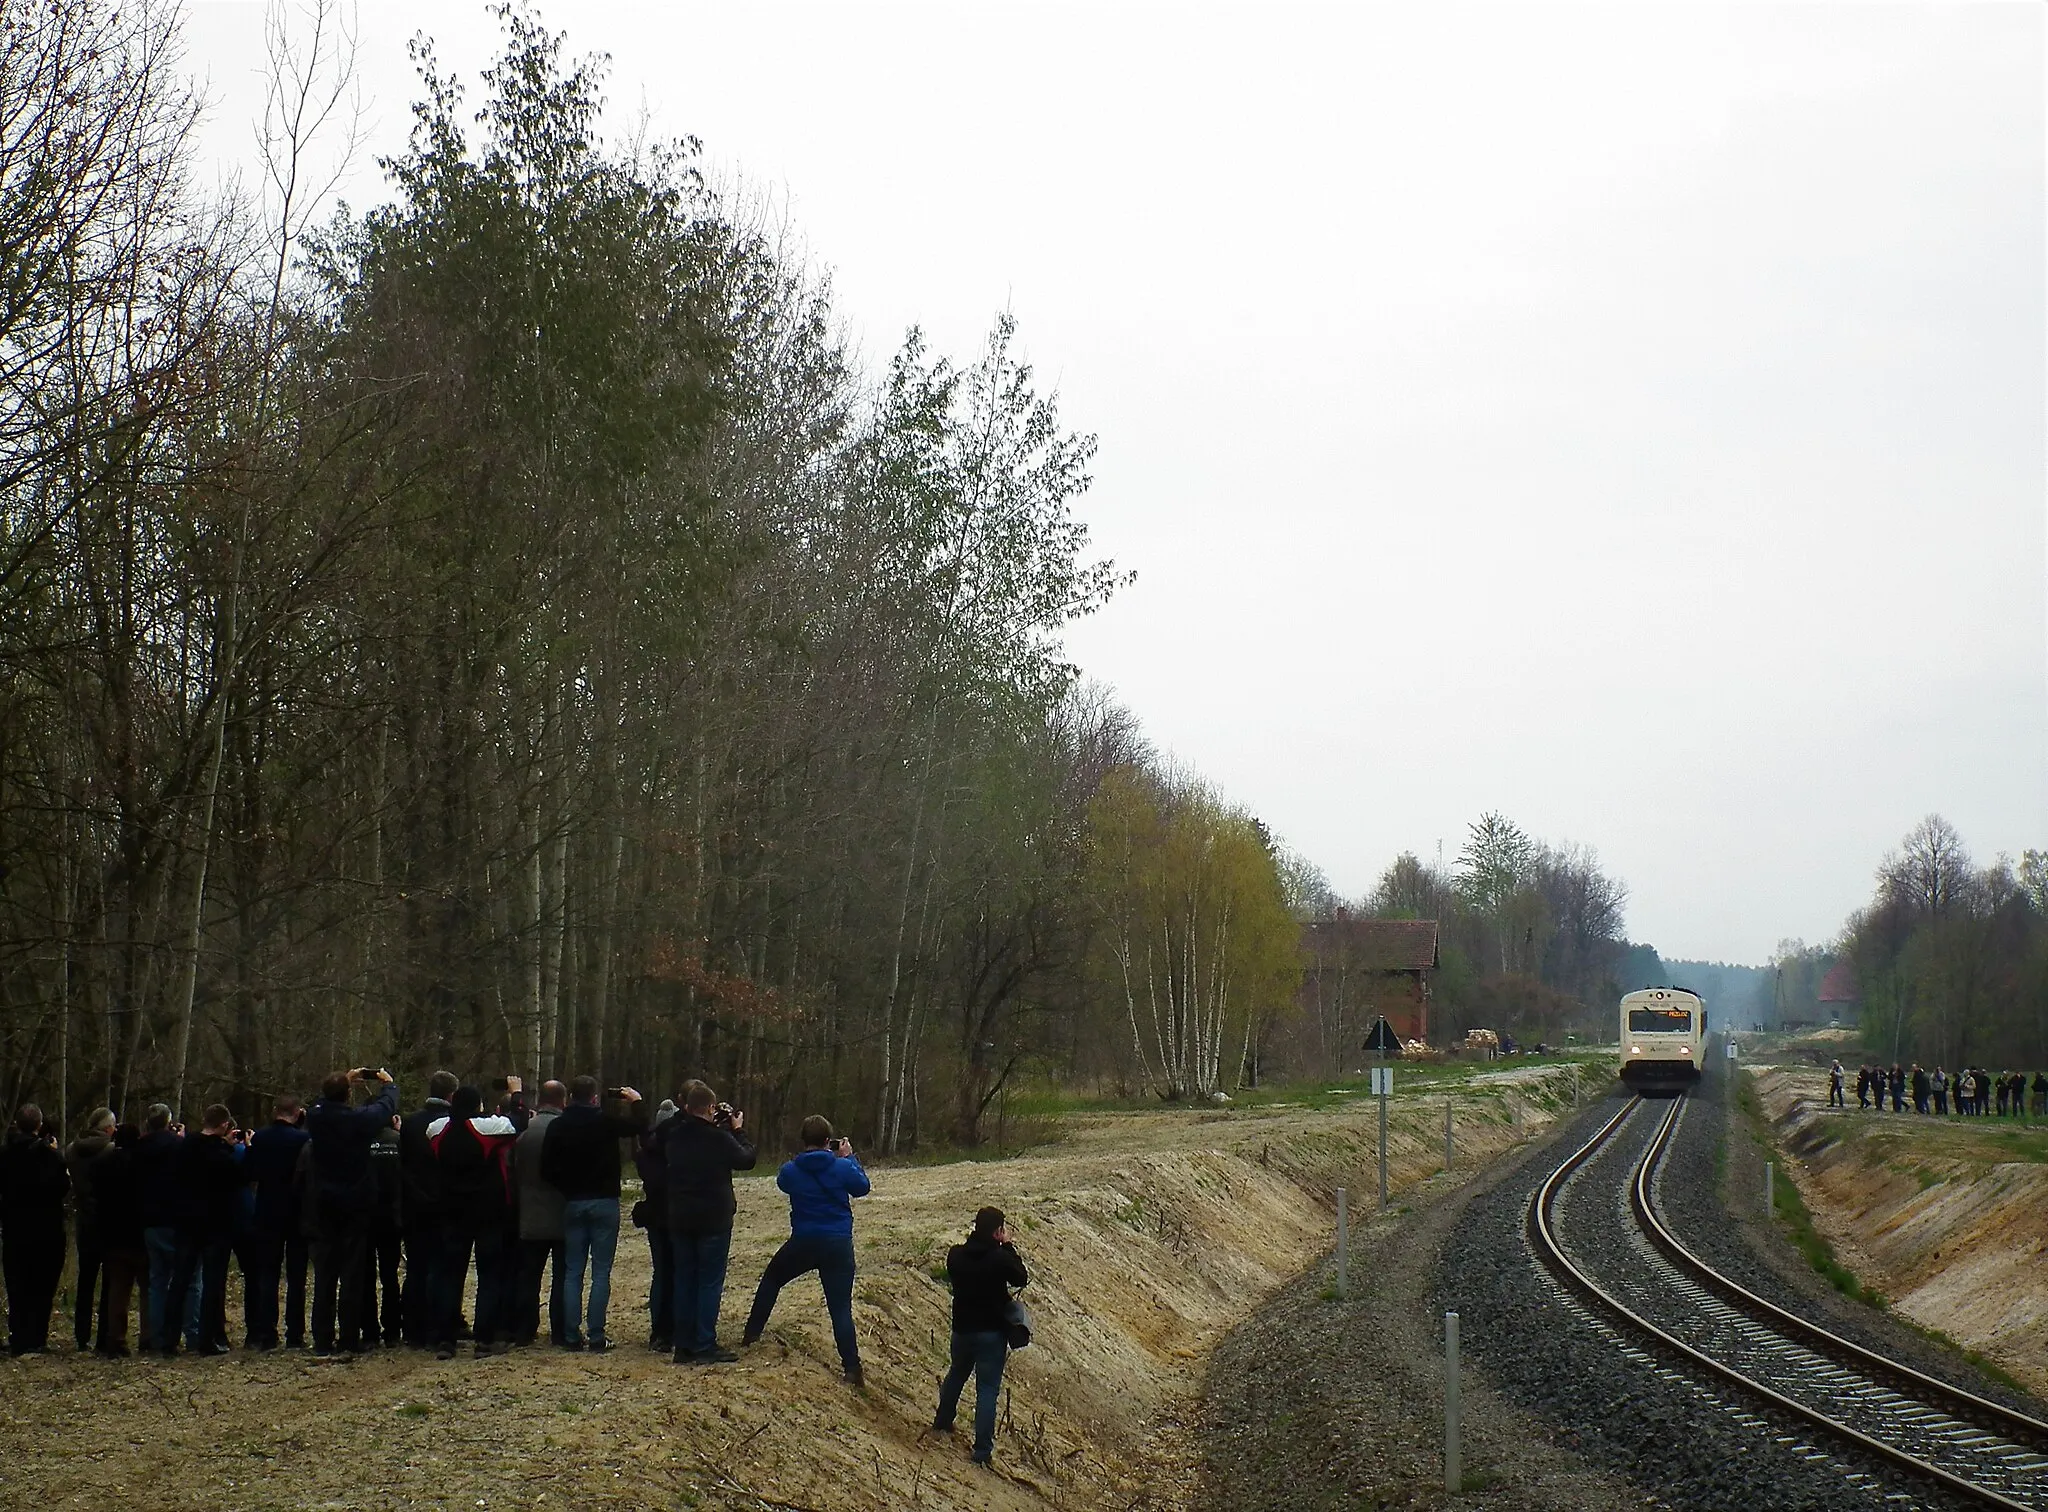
[741, 1114, 870, 1384]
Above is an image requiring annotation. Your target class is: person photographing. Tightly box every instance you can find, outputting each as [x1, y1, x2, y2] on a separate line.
[933, 1207, 1029, 1466]
[661, 1081, 756, 1365]
[741, 1115, 869, 1385]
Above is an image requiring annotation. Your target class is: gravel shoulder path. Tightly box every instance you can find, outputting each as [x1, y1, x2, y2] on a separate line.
[1198, 1100, 1648, 1510]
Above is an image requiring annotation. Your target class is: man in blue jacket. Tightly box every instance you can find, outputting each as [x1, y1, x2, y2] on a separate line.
[244, 1095, 310, 1350]
[741, 1114, 870, 1385]
[307, 1067, 398, 1355]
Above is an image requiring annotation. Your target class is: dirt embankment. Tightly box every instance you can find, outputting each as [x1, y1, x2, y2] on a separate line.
[0, 1064, 1600, 1512]
[1753, 1063, 2048, 1397]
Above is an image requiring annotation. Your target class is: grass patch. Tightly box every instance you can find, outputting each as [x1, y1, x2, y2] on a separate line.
[1738, 1070, 1886, 1308]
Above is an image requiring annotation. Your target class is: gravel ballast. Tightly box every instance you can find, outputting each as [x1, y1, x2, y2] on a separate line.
[1205, 1055, 2042, 1510]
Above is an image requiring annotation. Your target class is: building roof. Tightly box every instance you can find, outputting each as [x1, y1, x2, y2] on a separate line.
[1302, 917, 1441, 972]
[1818, 958, 1858, 1004]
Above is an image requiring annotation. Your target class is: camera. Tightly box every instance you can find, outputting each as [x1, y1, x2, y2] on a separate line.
[605, 1086, 628, 1099]
[713, 1102, 737, 1127]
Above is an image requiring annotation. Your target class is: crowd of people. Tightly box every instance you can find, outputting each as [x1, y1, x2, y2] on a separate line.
[1826, 1060, 2048, 1117]
[0, 1068, 1033, 1469]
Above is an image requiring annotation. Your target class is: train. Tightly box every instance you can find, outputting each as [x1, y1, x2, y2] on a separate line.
[1619, 986, 1705, 1093]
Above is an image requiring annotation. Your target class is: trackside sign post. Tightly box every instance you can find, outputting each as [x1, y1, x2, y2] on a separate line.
[1366, 1017, 1400, 1209]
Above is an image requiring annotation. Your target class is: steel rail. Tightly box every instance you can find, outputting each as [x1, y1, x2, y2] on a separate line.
[1528, 1095, 2040, 1511]
[1632, 1099, 2048, 1446]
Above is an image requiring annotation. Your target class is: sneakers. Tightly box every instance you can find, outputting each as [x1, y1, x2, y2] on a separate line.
[434, 1344, 455, 1361]
[843, 1365, 865, 1388]
[586, 1338, 614, 1354]
[699, 1346, 738, 1364]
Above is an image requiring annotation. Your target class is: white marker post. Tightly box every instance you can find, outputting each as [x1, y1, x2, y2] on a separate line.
[1444, 1097, 1454, 1173]
[1445, 1310, 1462, 1492]
[1765, 1160, 1774, 1217]
[1335, 1186, 1349, 1299]
[1372, 1063, 1394, 1208]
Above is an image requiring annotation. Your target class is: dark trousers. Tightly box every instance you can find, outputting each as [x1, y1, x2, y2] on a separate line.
[402, 1220, 444, 1344]
[97, 1246, 142, 1352]
[243, 1228, 309, 1347]
[312, 1221, 370, 1351]
[167, 1230, 233, 1352]
[936, 1329, 1010, 1460]
[437, 1225, 514, 1347]
[670, 1225, 732, 1354]
[2, 1225, 65, 1354]
[72, 1225, 106, 1349]
[646, 1226, 675, 1345]
[515, 1237, 565, 1344]
[744, 1233, 858, 1373]
[362, 1226, 402, 1344]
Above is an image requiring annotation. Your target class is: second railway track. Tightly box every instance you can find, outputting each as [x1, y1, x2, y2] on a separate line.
[1531, 1093, 2048, 1510]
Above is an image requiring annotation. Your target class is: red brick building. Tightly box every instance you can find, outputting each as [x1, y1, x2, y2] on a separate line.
[1299, 914, 1442, 1046]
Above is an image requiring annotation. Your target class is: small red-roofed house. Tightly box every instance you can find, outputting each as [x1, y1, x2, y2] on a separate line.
[1299, 913, 1441, 1047]
[1818, 958, 1858, 1026]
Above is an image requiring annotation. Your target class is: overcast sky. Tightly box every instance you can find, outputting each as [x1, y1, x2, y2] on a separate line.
[185, 1, 2045, 966]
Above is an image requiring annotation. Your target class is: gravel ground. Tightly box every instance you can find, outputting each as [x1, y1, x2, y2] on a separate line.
[1203, 1053, 2046, 1511]
[1199, 1114, 1650, 1511]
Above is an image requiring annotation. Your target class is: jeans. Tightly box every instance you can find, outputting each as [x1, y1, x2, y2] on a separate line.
[167, 1230, 233, 1352]
[143, 1225, 200, 1351]
[243, 1228, 309, 1347]
[936, 1329, 1010, 1460]
[312, 1220, 370, 1351]
[745, 1233, 859, 1374]
[668, 1226, 732, 1354]
[560, 1197, 621, 1344]
[515, 1237, 564, 1344]
[646, 1227, 675, 1345]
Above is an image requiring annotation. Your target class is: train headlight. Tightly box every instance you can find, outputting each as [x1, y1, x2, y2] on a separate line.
[1630, 1046, 1641, 1054]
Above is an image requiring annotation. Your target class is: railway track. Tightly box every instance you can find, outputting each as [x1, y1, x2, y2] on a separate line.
[1531, 1094, 2048, 1510]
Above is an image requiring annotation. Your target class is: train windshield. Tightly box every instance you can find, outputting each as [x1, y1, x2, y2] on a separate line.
[1628, 1005, 1694, 1034]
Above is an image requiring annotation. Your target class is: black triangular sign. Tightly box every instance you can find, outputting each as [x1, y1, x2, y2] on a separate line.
[1365, 1017, 1401, 1055]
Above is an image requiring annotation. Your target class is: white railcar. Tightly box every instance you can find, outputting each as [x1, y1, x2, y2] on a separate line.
[1619, 987, 1705, 1093]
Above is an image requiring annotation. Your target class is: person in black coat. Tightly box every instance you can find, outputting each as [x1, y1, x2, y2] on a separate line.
[933, 1206, 1030, 1466]
[360, 1115, 404, 1348]
[661, 1079, 756, 1364]
[307, 1067, 400, 1355]
[91, 1124, 146, 1355]
[398, 1070, 457, 1346]
[244, 1095, 310, 1350]
[428, 1086, 520, 1358]
[132, 1104, 197, 1351]
[540, 1076, 647, 1352]
[165, 1104, 250, 1356]
[65, 1108, 118, 1351]
[0, 1105, 70, 1354]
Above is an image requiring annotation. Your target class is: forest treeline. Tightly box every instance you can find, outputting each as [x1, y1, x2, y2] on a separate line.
[0, 0, 1319, 1145]
[1835, 816, 2048, 1068]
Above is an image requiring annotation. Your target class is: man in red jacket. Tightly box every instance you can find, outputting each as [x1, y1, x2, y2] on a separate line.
[429, 1086, 520, 1358]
